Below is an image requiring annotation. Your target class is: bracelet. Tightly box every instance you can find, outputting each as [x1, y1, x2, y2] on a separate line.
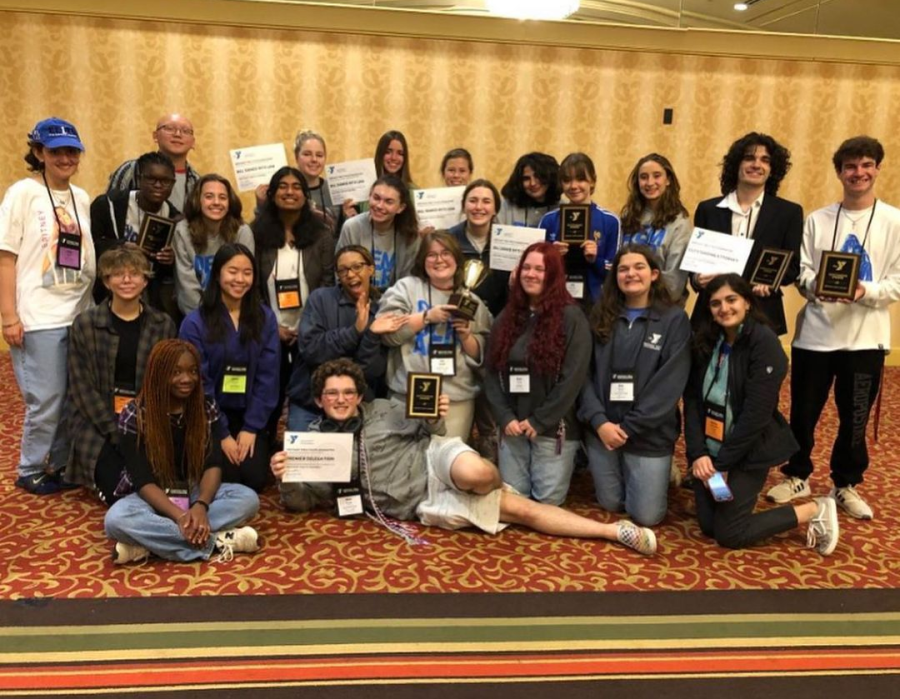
[194, 499, 210, 511]
[2, 320, 20, 328]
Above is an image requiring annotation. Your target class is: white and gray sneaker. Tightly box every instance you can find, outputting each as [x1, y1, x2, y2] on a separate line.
[806, 497, 839, 556]
[831, 486, 873, 520]
[766, 476, 811, 504]
[616, 521, 657, 556]
[112, 541, 150, 565]
[214, 526, 260, 562]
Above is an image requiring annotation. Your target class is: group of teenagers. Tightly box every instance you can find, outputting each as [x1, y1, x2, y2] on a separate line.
[2, 113, 897, 566]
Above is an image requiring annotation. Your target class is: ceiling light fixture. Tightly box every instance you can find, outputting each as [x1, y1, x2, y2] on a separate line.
[486, 0, 581, 21]
[734, 2, 749, 10]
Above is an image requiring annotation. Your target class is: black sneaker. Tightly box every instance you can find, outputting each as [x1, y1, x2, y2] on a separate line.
[15, 472, 62, 495]
[53, 468, 81, 491]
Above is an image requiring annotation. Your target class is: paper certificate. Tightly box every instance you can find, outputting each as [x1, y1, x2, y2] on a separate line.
[489, 225, 546, 272]
[229, 143, 289, 192]
[679, 227, 755, 275]
[325, 159, 377, 205]
[413, 186, 465, 229]
[282, 432, 354, 483]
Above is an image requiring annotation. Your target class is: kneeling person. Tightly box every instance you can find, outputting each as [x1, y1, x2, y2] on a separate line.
[270, 359, 657, 555]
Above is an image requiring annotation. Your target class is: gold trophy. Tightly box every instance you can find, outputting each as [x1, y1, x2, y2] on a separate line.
[449, 259, 487, 321]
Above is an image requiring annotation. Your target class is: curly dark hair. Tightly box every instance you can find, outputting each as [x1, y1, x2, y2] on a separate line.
[590, 244, 673, 344]
[719, 133, 791, 196]
[500, 152, 561, 209]
[620, 153, 689, 234]
[312, 358, 367, 399]
[488, 242, 572, 376]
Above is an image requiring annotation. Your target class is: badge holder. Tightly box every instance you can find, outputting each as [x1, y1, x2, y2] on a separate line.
[565, 274, 585, 299]
[335, 481, 364, 518]
[508, 363, 531, 394]
[429, 343, 456, 376]
[222, 364, 249, 394]
[57, 231, 82, 270]
[704, 403, 726, 442]
[275, 277, 302, 310]
[609, 372, 635, 402]
[113, 387, 137, 415]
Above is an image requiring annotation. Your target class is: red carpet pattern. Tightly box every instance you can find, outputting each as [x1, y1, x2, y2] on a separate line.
[1, 353, 900, 598]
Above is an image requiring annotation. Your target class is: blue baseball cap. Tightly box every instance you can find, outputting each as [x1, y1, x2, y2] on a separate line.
[29, 117, 85, 152]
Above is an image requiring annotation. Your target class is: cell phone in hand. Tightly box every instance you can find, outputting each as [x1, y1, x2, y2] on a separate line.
[708, 471, 733, 502]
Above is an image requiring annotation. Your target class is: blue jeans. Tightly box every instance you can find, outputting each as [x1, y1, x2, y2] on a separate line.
[104, 483, 260, 562]
[287, 403, 323, 432]
[586, 433, 671, 526]
[498, 434, 578, 505]
[9, 328, 70, 477]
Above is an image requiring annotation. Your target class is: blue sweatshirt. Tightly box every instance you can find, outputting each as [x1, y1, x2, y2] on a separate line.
[539, 202, 620, 302]
[179, 305, 281, 439]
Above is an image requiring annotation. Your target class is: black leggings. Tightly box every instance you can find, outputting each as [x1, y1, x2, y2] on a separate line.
[220, 408, 272, 492]
[694, 467, 798, 549]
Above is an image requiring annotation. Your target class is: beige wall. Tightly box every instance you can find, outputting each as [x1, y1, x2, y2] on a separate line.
[1, 6, 899, 354]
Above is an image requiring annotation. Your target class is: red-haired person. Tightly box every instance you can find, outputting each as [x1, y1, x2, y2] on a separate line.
[103, 340, 260, 564]
[484, 243, 591, 505]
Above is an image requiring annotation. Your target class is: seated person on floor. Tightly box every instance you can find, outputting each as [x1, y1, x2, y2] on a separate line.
[269, 358, 657, 555]
[66, 244, 177, 505]
[104, 339, 261, 565]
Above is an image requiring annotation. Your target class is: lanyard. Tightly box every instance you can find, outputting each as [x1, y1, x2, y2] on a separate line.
[831, 200, 877, 252]
[703, 340, 731, 406]
[370, 219, 397, 288]
[357, 428, 428, 545]
[43, 173, 83, 238]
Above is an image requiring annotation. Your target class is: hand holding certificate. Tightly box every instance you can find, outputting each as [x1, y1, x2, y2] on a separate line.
[282, 432, 354, 483]
[680, 227, 755, 275]
[413, 186, 465, 229]
[325, 159, 378, 206]
[489, 225, 546, 272]
[229, 143, 289, 192]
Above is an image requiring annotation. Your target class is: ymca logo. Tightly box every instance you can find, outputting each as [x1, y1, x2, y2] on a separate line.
[643, 332, 663, 351]
[417, 191, 425, 200]
[288, 434, 299, 445]
[234, 150, 242, 160]
[328, 166, 335, 175]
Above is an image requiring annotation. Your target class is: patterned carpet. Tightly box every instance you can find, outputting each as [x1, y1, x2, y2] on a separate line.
[1, 353, 900, 695]
[1, 354, 900, 598]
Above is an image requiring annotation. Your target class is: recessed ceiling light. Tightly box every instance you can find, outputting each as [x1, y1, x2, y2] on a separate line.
[734, 2, 749, 10]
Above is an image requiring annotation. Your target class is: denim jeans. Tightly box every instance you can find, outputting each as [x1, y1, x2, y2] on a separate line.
[498, 434, 578, 505]
[586, 432, 671, 526]
[9, 327, 70, 477]
[104, 483, 260, 562]
[287, 403, 323, 432]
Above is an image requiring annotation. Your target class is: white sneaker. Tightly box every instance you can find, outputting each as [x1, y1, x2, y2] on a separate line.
[766, 476, 811, 504]
[214, 526, 260, 562]
[113, 541, 150, 565]
[616, 521, 657, 556]
[831, 486, 874, 520]
[806, 497, 839, 556]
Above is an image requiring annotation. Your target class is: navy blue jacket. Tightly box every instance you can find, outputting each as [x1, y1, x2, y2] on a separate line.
[179, 305, 281, 439]
[287, 286, 387, 409]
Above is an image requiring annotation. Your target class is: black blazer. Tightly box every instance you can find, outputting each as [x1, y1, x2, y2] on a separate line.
[690, 194, 803, 335]
[684, 318, 798, 472]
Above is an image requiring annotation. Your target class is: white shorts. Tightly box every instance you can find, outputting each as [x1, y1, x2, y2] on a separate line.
[415, 437, 512, 534]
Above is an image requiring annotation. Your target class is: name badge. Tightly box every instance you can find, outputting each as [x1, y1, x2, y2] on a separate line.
[565, 274, 584, 299]
[57, 231, 82, 270]
[275, 277, 302, 310]
[704, 402, 726, 441]
[509, 363, 531, 394]
[335, 484, 364, 518]
[222, 364, 248, 394]
[113, 386, 136, 416]
[610, 372, 635, 402]
[167, 487, 190, 512]
[430, 343, 456, 376]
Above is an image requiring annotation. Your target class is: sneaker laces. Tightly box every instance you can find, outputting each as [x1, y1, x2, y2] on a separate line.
[807, 506, 826, 549]
[214, 533, 235, 563]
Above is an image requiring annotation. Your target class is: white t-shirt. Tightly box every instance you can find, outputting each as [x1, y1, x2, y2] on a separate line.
[267, 243, 310, 331]
[0, 178, 95, 331]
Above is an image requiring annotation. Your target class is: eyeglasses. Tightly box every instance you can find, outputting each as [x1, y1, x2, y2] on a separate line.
[425, 250, 454, 261]
[322, 389, 359, 400]
[109, 270, 143, 280]
[337, 262, 370, 278]
[142, 176, 176, 187]
[156, 125, 194, 136]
